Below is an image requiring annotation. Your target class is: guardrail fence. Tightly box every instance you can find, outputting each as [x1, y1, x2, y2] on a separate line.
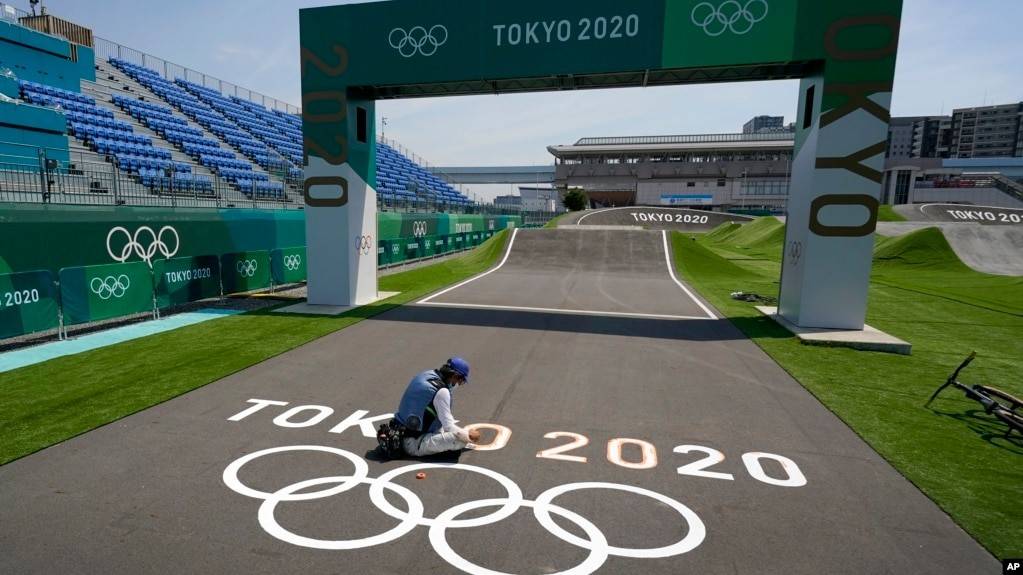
[0, 228, 513, 342]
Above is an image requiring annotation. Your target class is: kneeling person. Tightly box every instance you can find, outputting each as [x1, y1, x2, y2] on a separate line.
[394, 357, 480, 456]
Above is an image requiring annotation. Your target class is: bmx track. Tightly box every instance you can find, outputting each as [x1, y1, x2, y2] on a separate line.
[882, 203, 1023, 275]
[0, 227, 997, 574]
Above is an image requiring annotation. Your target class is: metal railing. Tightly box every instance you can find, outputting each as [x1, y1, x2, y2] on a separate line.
[91, 36, 300, 116]
[0, 153, 300, 210]
[0, 2, 28, 20]
[574, 132, 795, 146]
[0, 150, 560, 220]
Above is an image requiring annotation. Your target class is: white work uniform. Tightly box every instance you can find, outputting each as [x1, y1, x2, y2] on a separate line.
[402, 387, 471, 456]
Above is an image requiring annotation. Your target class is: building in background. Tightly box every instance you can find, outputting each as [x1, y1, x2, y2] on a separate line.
[493, 194, 521, 209]
[517, 186, 563, 212]
[949, 103, 1023, 158]
[886, 116, 947, 160]
[885, 102, 1023, 160]
[548, 131, 794, 212]
[742, 115, 788, 134]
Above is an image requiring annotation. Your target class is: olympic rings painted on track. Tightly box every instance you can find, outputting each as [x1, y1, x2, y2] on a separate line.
[106, 225, 180, 267]
[89, 274, 131, 300]
[355, 235, 373, 256]
[223, 445, 706, 575]
[236, 259, 259, 278]
[388, 25, 448, 58]
[691, 0, 768, 36]
[283, 254, 302, 271]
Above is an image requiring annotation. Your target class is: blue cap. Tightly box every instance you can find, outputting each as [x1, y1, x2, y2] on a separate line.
[447, 356, 470, 384]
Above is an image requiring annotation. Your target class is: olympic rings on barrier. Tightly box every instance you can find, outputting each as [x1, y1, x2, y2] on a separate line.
[89, 274, 131, 300]
[106, 225, 180, 267]
[412, 221, 428, 238]
[355, 235, 373, 256]
[388, 25, 448, 58]
[223, 445, 706, 574]
[283, 254, 302, 271]
[691, 0, 768, 36]
[236, 259, 258, 278]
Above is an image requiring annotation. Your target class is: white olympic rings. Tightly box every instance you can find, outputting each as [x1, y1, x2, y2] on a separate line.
[355, 235, 373, 256]
[236, 259, 258, 278]
[223, 445, 706, 575]
[283, 254, 302, 271]
[389, 25, 448, 58]
[89, 274, 131, 300]
[106, 225, 180, 267]
[412, 221, 428, 238]
[691, 0, 768, 36]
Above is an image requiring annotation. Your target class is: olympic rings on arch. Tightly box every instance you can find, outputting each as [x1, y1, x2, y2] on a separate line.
[691, 0, 768, 36]
[355, 235, 373, 256]
[388, 25, 448, 58]
[89, 274, 131, 300]
[222, 445, 707, 575]
[106, 225, 180, 267]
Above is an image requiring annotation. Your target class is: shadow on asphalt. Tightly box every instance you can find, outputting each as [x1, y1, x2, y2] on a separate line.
[371, 304, 791, 342]
[364, 447, 466, 464]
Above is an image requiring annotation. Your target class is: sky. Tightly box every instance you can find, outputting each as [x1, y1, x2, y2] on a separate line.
[23, 0, 1023, 176]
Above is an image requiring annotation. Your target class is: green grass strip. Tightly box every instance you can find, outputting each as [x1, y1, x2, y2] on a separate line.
[670, 222, 1023, 559]
[0, 231, 511, 466]
[877, 204, 908, 221]
[543, 212, 573, 228]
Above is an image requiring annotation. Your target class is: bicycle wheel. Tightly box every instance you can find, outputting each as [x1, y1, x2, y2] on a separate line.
[974, 385, 1022, 413]
[992, 409, 1023, 438]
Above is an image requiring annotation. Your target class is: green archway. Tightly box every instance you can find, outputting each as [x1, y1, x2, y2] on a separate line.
[300, 0, 902, 329]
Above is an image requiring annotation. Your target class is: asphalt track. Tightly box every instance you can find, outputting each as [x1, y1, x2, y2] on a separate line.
[420, 228, 716, 320]
[562, 207, 754, 232]
[0, 228, 998, 574]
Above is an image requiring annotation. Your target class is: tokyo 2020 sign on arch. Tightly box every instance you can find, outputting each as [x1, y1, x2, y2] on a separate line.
[299, 0, 902, 330]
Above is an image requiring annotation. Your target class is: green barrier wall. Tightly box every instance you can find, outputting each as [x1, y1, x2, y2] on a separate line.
[0, 204, 520, 274]
[0, 269, 59, 339]
[59, 262, 154, 326]
[153, 255, 221, 309]
[271, 247, 307, 285]
[221, 251, 271, 294]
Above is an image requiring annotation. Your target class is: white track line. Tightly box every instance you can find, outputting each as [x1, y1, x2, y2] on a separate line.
[416, 301, 712, 321]
[417, 227, 520, 305]
[662, 230, 717, 320]
[574, 207, 619, 225]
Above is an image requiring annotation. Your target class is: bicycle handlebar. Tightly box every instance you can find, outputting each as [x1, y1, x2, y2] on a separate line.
[949, 351, 977, 382]
[925, 352, 977, 407]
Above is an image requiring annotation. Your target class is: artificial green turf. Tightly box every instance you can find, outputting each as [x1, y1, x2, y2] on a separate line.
[0, 231, 511, 466]
[543, 212, 573, 228]
[877, 204, 908, 222]
[671, 219, 1023, 559]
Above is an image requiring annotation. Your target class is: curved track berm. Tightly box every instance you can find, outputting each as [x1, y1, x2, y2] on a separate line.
[894, 203, 1023, 225]
[876, 222, 1023, 276]
[564, 207, 754, 231]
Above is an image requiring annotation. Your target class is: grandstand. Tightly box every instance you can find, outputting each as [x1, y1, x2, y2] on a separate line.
[0, 7, 477, 212]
